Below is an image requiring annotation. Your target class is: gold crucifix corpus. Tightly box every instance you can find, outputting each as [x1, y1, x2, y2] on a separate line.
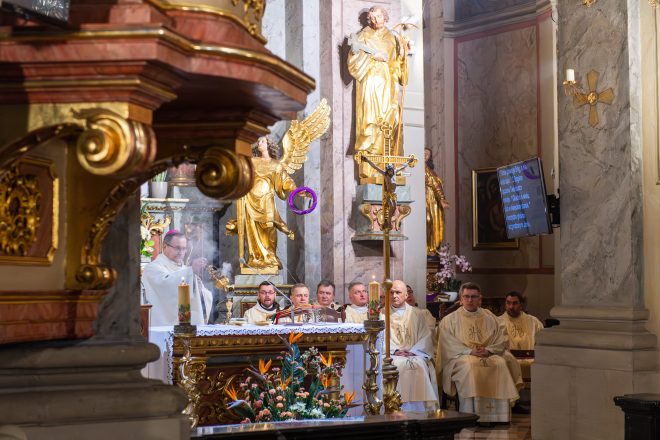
[573, 70, 614, 127]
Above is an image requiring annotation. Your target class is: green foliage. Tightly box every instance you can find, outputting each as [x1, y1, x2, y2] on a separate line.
[151, 171, 167, 182]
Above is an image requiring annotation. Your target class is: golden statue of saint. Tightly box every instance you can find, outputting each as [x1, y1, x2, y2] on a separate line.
[425, 148, 449, 255]
[348, 6, 409, 181]
[226, 100, 331, 274]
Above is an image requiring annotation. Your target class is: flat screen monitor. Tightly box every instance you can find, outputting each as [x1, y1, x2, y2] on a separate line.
[497, 157, 552, 239]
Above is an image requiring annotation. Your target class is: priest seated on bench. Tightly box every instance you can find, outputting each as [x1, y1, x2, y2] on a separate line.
[439, 282, 521, 423]
[243, 281, 279, 323]
[388, 280, 439, 410]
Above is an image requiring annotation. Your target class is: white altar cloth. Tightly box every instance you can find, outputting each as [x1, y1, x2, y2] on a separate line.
[144, 323, 380, 415]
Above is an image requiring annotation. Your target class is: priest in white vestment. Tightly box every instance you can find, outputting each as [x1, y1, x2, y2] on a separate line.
[314, 280, 341, 310]
[498, 291, 544, 350]
[277, 283, 310, 323]
[498, 291, 544, 413]
[406, 285, 437, 334]
[388, 280, 439, 409]
[344, 281, 369, 323]
[142, 231, 213, 326]
[243, 281, 279, 323]
[439, 282, 521, 423]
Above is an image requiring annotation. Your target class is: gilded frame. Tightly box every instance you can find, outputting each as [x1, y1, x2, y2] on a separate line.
[471, 167, 519, 250]
[0, 157, 59, 265]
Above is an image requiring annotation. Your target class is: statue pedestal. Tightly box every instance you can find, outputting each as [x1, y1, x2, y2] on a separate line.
[234, 274, 284, 285]
[352, 183, 413, 241]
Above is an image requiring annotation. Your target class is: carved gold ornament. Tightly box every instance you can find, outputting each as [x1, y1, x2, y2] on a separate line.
[196, 147, 253, 200]
[73, 108, 156, 177]
[146, 0, 267, 42]
[0, 167, 40, 256]
[573, 70, 614, 127]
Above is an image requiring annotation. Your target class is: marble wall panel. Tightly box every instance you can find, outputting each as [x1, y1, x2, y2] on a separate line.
[318, 0, 406, 301]
[557, 0, 643, 307]
[456, 24, 540, 269]
[455, 0, 534, 21]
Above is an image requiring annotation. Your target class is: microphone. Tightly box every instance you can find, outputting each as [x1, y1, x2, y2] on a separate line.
[239, 258, 296, 324]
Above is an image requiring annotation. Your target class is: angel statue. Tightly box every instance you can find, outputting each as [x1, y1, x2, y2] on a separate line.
[226, 99, 331, 275]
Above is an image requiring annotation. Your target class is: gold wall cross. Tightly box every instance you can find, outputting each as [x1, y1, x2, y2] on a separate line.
[573, 70, 614, 127]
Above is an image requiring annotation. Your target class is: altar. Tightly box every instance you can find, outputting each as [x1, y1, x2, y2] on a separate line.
[144, 324, 374, 426]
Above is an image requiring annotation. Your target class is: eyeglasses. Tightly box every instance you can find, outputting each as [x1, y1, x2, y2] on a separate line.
[461, 295, 480, 300]
[165, 244, 187, 252]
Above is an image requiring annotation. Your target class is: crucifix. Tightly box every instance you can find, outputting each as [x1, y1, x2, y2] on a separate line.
[573, 70, 614, 127]
[354, 136, 417, 414]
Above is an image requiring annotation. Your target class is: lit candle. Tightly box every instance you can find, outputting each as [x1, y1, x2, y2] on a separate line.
[368, 275, 380, 320]
[178, 278, 191, 324]
[566, 68, 575, 82]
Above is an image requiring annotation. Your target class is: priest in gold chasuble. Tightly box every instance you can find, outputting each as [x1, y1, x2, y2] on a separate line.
[498, 292, 544, 350]
[347, 6, 408, 181]
[387, 280, 439, 408]
[439, 282, 521, 422]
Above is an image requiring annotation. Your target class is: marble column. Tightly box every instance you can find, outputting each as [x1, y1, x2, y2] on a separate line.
[532, 2, 659, 439]
[401, 0, 428, 303]
[0, 192, 188, 439]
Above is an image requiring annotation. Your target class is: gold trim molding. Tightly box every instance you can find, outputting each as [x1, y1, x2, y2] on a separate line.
[174, 333, 368, 352]
[146, 0, 267, 44]
[0, 290, 106, 305]
[0, 28, 315, 92]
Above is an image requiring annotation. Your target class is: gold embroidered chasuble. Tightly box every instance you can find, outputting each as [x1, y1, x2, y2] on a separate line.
[243, 303, 277, 324]
[387, 304, 438, 403]
[498, 311, 544, 350]
[344, 305, 368, 323]
[439, 307, 520, 401]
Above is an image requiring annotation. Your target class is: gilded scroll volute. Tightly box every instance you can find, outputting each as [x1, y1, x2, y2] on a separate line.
[195, 147, 253, 200]
[74, 109, 157, 178]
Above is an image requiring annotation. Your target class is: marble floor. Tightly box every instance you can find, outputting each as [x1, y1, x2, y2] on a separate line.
[456, 414, 531, 440]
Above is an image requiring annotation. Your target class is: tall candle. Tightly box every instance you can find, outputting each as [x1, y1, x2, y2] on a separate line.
[566, 68, 575, 82]
[368, 275, 380, 320]
[178, 278, 191, 324]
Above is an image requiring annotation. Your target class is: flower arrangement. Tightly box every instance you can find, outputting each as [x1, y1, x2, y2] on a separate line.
[435, 243, 472, 292]
[140, 224, 155, 258]
[226, 331, 357, 423]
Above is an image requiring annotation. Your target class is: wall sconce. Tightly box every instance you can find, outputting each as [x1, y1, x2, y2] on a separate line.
[582, 0, 598, 6]
[563, 69, 614, 127]
[562, 69, 580, 97]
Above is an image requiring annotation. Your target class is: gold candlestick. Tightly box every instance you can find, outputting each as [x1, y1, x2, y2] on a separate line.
[363, 318, 384, 415]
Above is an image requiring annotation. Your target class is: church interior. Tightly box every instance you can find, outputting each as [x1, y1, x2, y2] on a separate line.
[1, 0, 659, 439]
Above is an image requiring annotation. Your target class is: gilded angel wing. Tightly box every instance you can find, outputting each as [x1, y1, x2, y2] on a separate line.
[279, 98, 331, 175]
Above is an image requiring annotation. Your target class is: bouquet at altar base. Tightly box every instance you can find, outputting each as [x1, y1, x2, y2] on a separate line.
[225, 331, 357, 423]
[435, 243, 472, 293]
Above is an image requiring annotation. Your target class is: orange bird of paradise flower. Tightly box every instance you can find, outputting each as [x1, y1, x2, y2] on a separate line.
[288, 331, 303, 345]
[258, 358, 272, 375]
[319, 352, 333, 368]
[281, 376, 292, 390]
[321, 374, 331, 389]
[225, 384, 239, 401]
[344, 390, 356, 405]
